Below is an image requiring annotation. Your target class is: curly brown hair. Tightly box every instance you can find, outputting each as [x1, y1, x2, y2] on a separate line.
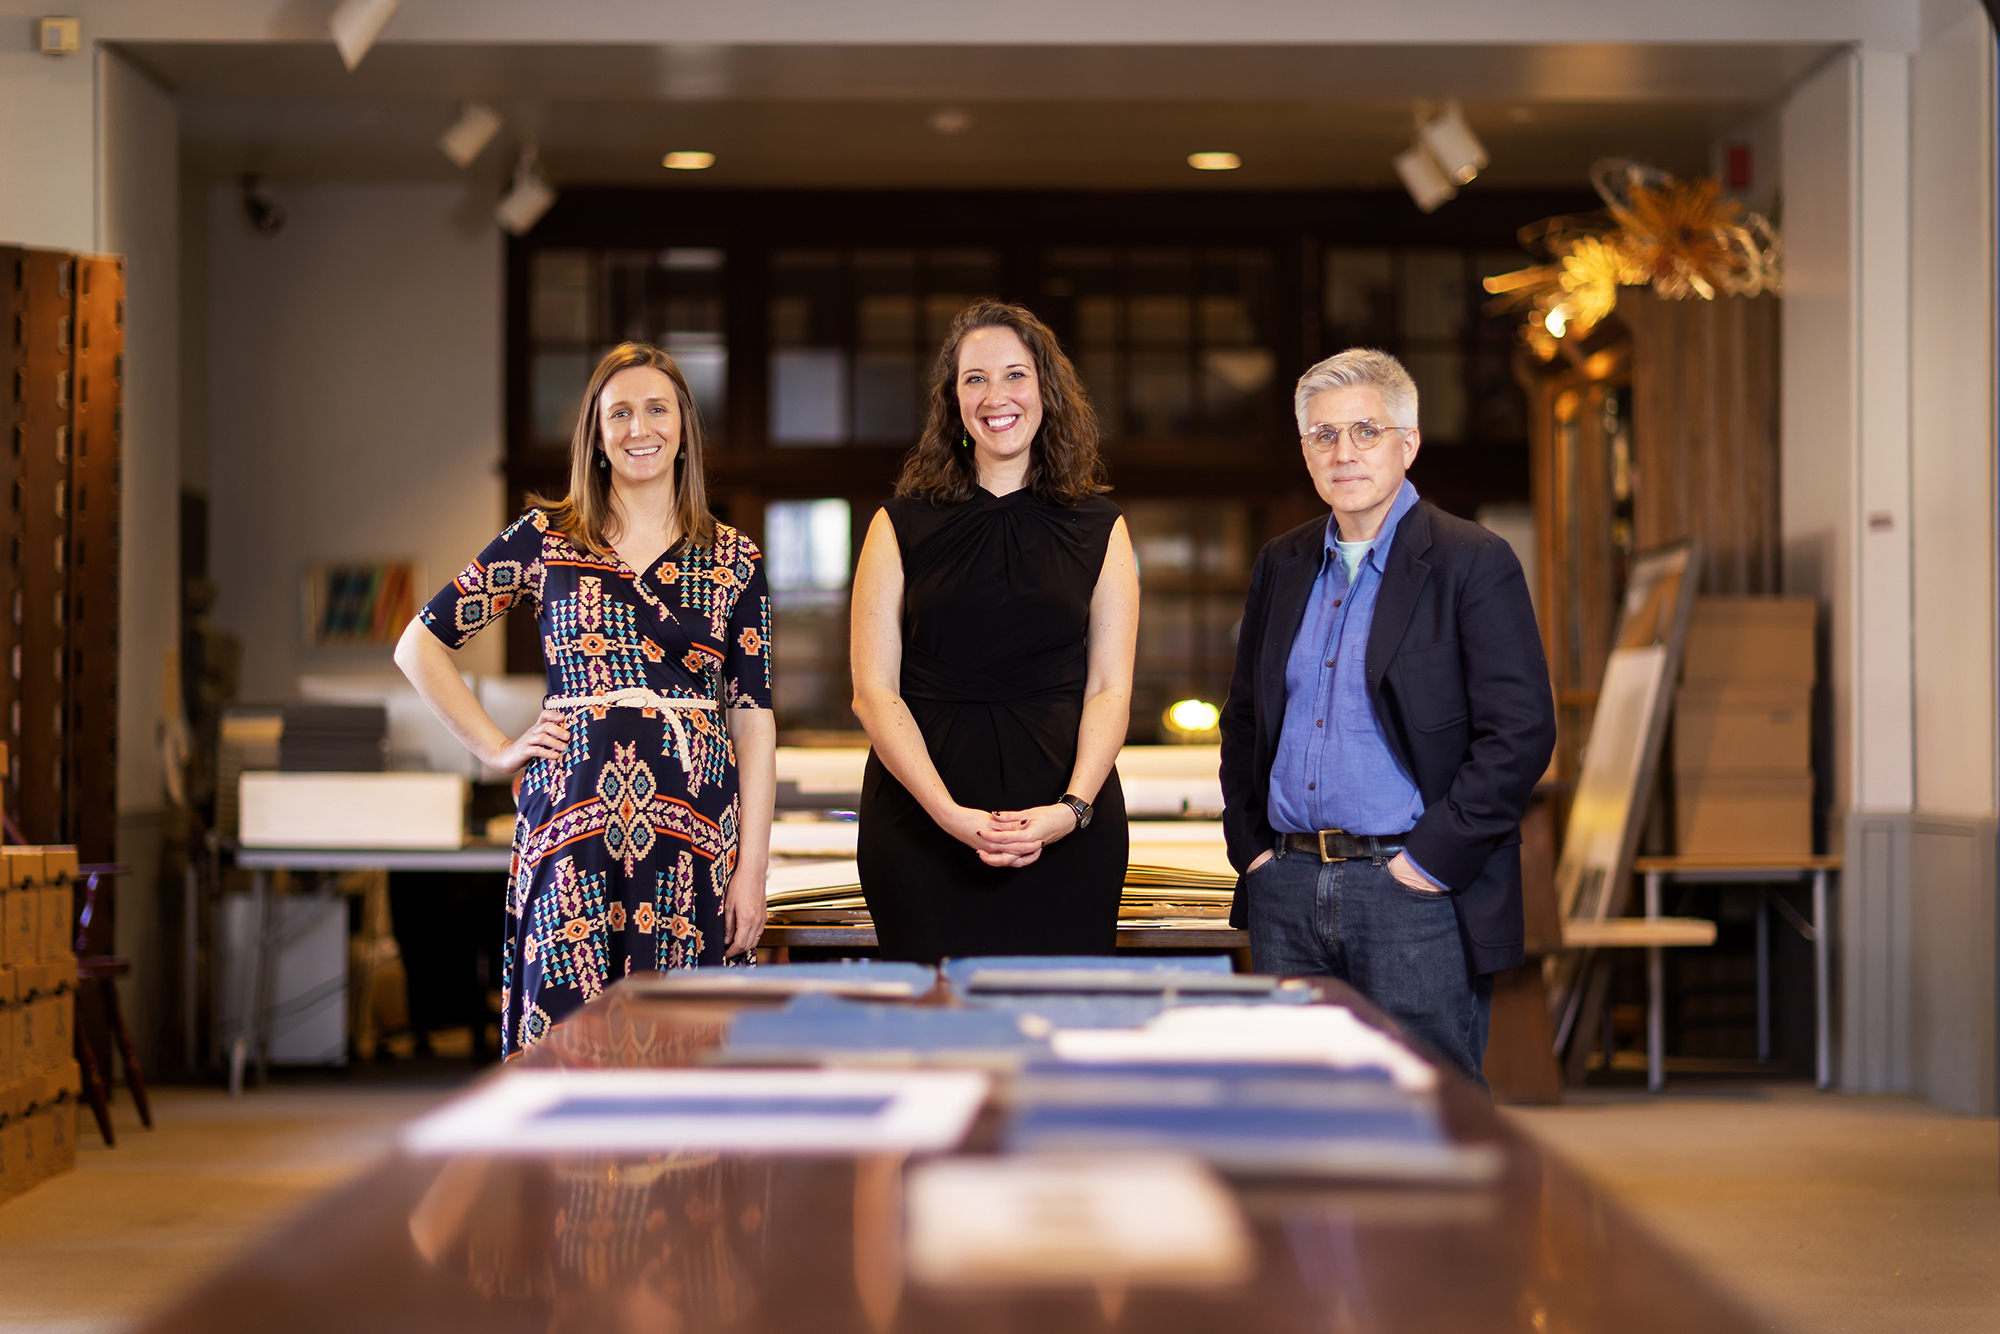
[894, 300, 1108, 506]
[529, 342, 717, 556]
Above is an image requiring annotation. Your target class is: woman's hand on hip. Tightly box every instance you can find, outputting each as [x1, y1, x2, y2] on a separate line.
[483, 708, 571, 774]
[723, 862, 767, 958]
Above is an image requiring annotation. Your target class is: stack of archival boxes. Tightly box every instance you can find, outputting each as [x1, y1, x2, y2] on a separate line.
[0, 845, 81, 1201]
[1673, 597, 1816, 857]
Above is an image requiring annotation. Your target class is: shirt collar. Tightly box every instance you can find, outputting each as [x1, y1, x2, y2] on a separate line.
[1323, 480, 1421, 575]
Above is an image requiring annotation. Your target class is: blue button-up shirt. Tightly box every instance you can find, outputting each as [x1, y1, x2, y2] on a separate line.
[1268, 481, 1428, 843]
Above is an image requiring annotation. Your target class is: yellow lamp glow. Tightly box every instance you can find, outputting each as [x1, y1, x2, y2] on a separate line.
[663, 151, 716, 170]
[1544, 304, 1570, 338]
[1187, 152, 1241, 171]
[1164, 698, 1222, 739]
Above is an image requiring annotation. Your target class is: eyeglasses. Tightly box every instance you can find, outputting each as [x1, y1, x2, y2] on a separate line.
[1301, 421, 1413, 453]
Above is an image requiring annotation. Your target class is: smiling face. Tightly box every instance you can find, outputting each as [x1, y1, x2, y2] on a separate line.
[956, 325, 1044, 475]
[1301, 383, 1421, 541]
[596, 365, 682, 486]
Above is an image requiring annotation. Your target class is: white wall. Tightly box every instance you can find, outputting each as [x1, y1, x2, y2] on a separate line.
[1911, 6, 1997, 822]
[205, 181, 506, 699]
[1908, 2, 1997, 1116]
[96, 45, 182, 1070]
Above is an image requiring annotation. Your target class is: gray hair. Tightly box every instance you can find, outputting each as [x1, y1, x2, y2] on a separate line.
[1293, 348, 1419, 433]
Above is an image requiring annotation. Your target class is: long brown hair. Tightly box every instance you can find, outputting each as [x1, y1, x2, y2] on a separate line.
[895, 299, 1108, 506]
[529, 342, 717, 554]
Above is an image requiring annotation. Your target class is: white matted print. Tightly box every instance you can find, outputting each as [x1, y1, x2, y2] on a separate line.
[402, 1069, 990, 1157]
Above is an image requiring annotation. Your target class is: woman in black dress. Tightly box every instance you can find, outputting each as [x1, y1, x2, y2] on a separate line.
[850, 300, 1139, 962]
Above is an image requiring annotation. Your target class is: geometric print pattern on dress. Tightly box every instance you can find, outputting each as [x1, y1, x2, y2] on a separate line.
[597, 741, 661, 876]
[420, 510, 771, 1059]
[524, 855, 611, 1002]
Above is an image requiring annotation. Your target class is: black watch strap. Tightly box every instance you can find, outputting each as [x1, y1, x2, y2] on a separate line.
[1059, 794, 1093, 830]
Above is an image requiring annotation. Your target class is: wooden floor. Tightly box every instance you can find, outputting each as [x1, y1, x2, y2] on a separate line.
[0, 1075, 466, 1334]
[0, 1073, 1993, 1332]
[1509, 1083, 2000, 1334]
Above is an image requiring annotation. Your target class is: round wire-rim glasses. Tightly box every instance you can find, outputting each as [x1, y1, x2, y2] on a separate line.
[1301, 421, 1414, 453]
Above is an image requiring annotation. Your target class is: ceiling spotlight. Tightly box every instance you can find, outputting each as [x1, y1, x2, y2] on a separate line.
[328, 0, 400, 71]
[1393, 101, 1489, 213]
[495, 150, 556, 236]
[662, 151, 716, 171]
[1419, 101, 1488, 186]
[1187, 152, 1241, 171]
[928, 109, 973, 135]
[438, 103, 503, 169]
[1393, 143, 1457, 213]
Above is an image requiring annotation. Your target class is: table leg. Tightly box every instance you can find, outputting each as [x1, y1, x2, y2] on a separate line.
[1756, 890, 1771, 1065]
[1813, 868, 1830, 1090]
[1646, 871, 1664, 1093]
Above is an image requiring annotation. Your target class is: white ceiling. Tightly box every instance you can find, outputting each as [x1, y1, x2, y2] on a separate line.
[129, 41, 1832, 190]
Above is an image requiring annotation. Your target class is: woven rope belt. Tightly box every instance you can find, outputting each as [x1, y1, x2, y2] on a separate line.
[543, 688, 719, 779]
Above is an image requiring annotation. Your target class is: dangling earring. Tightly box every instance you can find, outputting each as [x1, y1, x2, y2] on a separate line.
[960, 429, 971, 448]
[598, 450, 608, 469]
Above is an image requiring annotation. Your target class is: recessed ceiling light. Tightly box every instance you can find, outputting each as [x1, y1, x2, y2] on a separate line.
[663, 151, 716, 171]
[1187, 152, 1241, 171]
[929, 109, 973, 135]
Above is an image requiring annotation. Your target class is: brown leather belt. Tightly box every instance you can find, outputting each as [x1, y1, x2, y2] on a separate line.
[1282, 830, 1408, 863]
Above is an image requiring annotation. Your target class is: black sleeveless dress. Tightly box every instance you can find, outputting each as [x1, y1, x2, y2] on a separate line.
[858, 488, 1128, 962]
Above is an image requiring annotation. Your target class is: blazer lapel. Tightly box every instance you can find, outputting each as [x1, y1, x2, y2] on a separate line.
[1367, 501, 1435, 719]
[1260, 528, 1323, 749]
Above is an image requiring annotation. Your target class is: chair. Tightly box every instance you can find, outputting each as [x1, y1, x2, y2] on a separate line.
[72, 866, 152, 1145]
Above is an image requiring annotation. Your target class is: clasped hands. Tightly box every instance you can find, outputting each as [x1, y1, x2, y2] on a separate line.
[942, 803, 1078, 868]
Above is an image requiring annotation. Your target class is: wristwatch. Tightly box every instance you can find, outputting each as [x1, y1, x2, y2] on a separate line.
[1059, 794, 1093, 830]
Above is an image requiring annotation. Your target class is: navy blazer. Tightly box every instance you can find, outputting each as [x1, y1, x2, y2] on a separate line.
[1219, 500, 1556, 974]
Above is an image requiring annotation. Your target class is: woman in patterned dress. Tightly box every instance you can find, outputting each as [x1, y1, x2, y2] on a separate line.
[397, 343, 774, 1056]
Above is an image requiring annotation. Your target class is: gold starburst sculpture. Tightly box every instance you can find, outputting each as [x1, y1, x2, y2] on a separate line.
[1481, 158, 1783, 357]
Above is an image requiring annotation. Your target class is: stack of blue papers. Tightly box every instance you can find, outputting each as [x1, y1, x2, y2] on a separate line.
[721, 993, 1053, 1066]
[1004, 1060, 1498, 1182]
[626, 960, 938, 1001]
[943, 954, 1291, 997]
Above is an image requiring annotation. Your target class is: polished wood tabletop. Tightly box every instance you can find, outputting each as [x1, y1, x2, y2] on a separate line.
[139, 978, 1761, 1334]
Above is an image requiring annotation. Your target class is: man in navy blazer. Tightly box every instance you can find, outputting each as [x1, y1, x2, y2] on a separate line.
[1219, 349, 1555, 1082]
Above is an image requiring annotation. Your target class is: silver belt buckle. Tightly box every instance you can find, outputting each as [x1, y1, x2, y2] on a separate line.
[1317, 829, 1349, 863]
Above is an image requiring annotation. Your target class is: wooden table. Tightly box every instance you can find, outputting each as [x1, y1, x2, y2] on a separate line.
[137, 978, 1764, 1334]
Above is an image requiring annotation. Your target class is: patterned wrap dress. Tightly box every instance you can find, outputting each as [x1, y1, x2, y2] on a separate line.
[420, 508, 772, 1056]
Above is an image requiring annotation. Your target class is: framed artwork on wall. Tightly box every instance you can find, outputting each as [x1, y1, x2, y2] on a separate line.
[302, 561, 418, 646]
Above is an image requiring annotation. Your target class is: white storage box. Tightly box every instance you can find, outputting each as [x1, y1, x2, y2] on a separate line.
[238, 772, 467, 849]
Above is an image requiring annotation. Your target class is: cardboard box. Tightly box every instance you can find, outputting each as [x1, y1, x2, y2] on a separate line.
[3, 847, 46, 888]
[0, 896, 13, 969]
[1676, 772, 1814, 857]
[47, 1092, 74, 1175]
[4, 885, 33, 966]
[39, 884, 70, 960]
[41, 847, 77, 883]
[1683, 597, 1817, 685]
[239, 771, 468, 849]
[0, 1094, 22, 1201]
[1675, 684, 1813, 775]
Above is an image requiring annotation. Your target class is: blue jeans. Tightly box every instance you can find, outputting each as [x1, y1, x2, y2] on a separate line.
[1245, 839, 1493, 1086]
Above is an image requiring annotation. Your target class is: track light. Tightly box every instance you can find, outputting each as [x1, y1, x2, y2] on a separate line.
[1420, 101, 1488, 186]
[1394, 100, 1490, 214]
[1393, 144, 1457, 214]
[329, 0, 400, 72]
[495, 149, 556, 236]
[438, 103, 503, 169]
